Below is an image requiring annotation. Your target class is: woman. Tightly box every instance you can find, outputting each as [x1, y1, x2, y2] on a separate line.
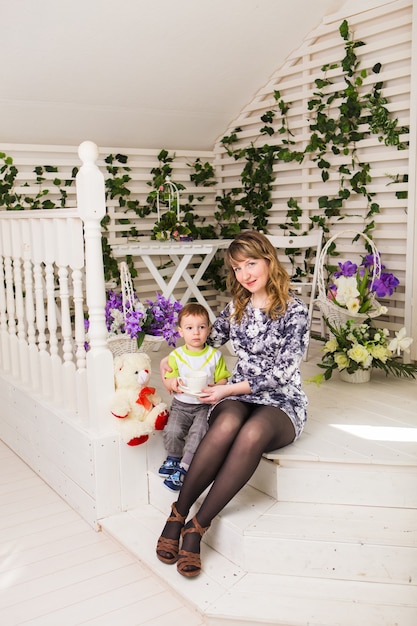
[156, 230, 309, 577]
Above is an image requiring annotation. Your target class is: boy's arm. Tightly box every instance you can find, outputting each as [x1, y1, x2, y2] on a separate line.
[162, 354, 180, 394]
[213, 354, 232, 384]
[214, 378, 228, 386]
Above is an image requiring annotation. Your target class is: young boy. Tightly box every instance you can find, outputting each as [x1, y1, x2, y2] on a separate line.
[159, 303, 231, 492]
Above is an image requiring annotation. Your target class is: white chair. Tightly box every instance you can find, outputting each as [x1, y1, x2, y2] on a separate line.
[266, 230, 323, 360]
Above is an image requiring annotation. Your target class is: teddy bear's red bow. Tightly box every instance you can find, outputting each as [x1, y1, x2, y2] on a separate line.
[135, 386, 155, 411]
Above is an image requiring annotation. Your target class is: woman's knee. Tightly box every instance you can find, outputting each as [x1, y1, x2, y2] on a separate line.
[236, 422, 268, 453]
[209, 412, 242, 440]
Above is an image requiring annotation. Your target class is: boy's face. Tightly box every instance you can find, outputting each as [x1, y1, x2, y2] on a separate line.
[178, 313, 211, 351]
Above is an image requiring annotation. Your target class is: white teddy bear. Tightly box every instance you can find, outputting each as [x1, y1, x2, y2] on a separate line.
[110, 352, 169, 446]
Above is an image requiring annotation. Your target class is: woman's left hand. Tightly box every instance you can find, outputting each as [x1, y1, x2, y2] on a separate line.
[199, 384, 232, 405]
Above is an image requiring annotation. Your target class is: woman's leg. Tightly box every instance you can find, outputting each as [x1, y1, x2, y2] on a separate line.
[177, 400, 253, 513]
[178, 404, 295, 574]
[156, 400, 250, 560]
[196, 404, 295, 526]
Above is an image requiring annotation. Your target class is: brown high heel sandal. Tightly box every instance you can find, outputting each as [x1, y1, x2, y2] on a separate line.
[177, 516, 210, 578]
[156, 502, 186, 564]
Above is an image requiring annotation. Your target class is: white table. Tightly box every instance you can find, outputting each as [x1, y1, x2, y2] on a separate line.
[111, 239, 232, 322]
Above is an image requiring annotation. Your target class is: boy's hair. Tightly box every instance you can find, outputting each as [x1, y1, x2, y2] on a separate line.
[178, 303, 210, 326]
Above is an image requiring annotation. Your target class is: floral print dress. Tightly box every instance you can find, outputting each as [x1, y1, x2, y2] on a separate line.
[208, 296, 309, 439]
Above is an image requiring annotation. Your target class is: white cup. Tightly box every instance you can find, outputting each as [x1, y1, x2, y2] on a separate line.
[179, 371, 208, 393]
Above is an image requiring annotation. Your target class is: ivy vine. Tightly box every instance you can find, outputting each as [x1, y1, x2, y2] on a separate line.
[0, 19, 410, 291]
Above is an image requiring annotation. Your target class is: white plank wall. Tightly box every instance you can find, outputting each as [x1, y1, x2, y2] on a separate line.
[213, 0, 415, 343]
[1, 0, 415, 340]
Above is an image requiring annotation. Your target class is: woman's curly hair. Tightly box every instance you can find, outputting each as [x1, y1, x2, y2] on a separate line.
[225, 230, 290, 323]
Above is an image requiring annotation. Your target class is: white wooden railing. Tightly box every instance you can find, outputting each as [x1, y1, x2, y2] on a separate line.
[0, 141, 114, 430]
[0, 142, 133, 528]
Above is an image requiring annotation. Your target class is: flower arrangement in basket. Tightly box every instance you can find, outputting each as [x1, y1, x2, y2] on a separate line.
[152, 176, 192, 241]
[106, 262, 182, 357]
[310, 319, 417, 383]
[316, 230, 399, 326]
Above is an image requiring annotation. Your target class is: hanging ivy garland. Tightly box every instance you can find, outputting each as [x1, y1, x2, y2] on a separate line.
[0, 20, 410, 287]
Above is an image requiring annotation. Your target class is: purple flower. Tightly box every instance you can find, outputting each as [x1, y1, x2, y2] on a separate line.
[87, 289, 182, 349]
[124, 309, 146, 338]
[143, 293, 182, 346]
[334, 261, 357, 278]
[105, 290, 124, 331]
[371, 273, 400, 298]
[329, 253, 400, 314]
[362, 254, 386, 272]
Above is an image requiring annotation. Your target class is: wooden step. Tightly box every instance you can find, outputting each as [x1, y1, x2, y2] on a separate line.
[242, 500, 417, 584]
[147, 471, 416, 585]
[101, 502, 417, 626]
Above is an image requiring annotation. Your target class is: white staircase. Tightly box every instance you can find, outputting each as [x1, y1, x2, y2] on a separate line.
[101, 439, 417, 625]
[101, 343, 417, 625]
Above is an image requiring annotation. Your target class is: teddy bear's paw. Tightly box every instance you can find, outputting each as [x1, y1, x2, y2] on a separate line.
[154, 408, 169, 431]
[111, 410, 129, 419]
[127, 434, 149, 446]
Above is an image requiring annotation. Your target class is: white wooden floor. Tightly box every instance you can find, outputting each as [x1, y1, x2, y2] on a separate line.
[0, 441, 204, 626]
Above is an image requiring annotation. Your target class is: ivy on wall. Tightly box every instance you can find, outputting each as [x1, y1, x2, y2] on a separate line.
[0, 20, 410, 288]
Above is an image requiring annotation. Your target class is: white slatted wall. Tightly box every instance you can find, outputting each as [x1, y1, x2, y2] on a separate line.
[1, 0, 416, 356]
[213, 0, 414, 345]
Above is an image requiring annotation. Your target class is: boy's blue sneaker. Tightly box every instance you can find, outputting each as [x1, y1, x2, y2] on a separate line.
[163, 467, 187, 492]
[158, 456, 180, 477]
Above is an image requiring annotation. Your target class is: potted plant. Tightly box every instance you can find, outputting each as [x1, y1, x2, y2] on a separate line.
[312, 319, 416, 383]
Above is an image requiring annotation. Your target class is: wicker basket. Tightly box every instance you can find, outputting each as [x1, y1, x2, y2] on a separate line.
[107, 262, 163, 357]
[315, 229, 383, 328]
[340, 368, 371, 384]
[107, 333, 163, 357]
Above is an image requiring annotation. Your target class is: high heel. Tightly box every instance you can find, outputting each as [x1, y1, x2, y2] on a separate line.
[177, 516, 210, 578]
[156, 502, 186, 564]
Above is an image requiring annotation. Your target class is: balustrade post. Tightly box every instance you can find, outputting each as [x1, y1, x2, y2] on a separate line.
[76, 141, 114, 433]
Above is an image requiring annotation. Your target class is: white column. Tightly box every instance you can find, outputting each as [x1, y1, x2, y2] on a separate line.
[76, 141, 115, 433]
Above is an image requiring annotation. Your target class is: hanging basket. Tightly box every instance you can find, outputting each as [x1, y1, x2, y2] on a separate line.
[107, 262, 163, 356]
[315, 230, 383, 328]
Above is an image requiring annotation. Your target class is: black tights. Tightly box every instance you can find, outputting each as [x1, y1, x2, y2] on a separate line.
[177, 400, 295, 526]
[160, 400, 295, 554]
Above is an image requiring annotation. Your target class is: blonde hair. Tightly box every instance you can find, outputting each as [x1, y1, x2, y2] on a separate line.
[225, 230, 290, 323]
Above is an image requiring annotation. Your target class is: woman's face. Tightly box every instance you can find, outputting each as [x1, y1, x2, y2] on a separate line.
[231, 256, 269, 295]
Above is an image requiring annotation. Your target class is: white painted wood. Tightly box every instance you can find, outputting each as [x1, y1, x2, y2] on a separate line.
[214, 0, 414, 340]
[0, 143, 154, 527]
[94, 336, 417, 624]
[1, 329, 417, 624]
[0, 441, 204, 626]
[408, 0, 417, 360]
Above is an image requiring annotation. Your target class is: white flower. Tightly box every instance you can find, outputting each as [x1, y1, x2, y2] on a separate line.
[323, 338, 338, 353]
[348, 343, 371, 365]
[109, 308, 125, 334]
[388, 328, 413, 356]
[334, 276, 359, 305]
[346, 297, 360, 314]
[133, 301, 146, 315]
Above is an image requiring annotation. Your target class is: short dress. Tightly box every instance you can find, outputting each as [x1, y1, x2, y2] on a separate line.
[208, 296, 309, 439]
